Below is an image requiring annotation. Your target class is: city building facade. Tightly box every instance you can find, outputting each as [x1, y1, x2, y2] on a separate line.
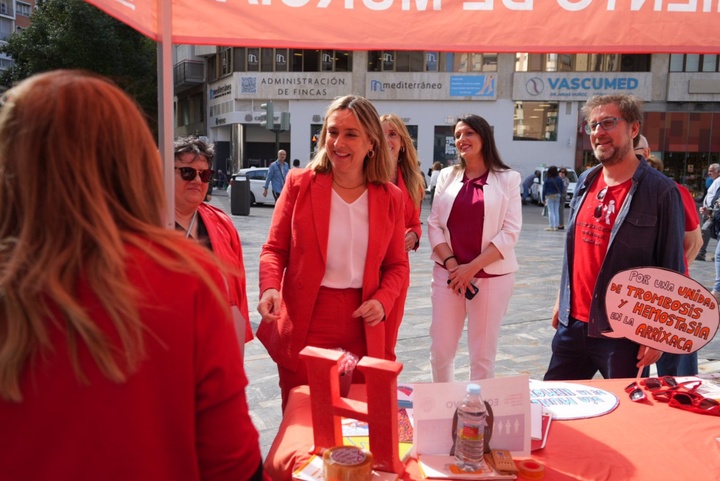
[174, 48, 720, 198]
[0, 0, 36, 82]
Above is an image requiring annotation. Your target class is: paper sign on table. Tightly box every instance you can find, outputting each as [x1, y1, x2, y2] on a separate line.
[411, 375, 531, 458]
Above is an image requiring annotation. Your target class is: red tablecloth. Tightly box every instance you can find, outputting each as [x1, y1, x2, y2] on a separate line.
[265, 378, 720, 481]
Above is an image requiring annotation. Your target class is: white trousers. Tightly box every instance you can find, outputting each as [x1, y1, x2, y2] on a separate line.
[429, 264, 515, 382]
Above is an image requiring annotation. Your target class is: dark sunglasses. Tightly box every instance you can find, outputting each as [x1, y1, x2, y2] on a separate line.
[668, 391, 720, 416]
[175, 167, 214, 183]
[624, 381, 647, 402]
[594, 186, 609, 219]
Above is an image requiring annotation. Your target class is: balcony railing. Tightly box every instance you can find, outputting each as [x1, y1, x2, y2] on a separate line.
[174, 60, 205, 92]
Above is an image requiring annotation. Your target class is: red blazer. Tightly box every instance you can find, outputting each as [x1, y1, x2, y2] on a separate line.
[0, 242, 265, 481]
[198, 203, 253, 342]
[257, 169, 409, 370]
[397, 168, 422, 251]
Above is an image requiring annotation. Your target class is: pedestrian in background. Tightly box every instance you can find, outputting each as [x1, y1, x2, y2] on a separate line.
[429, 161, 443, 207]
[380, 113, 425, 361]
[427, 114, 521, 382]
[0, 70, 266, 480]
[256, 95, 408, 411]
[698, 163, 720, 261]
[542, 166, 563, 232]
[522, 170, 539, 205]
[558, 167, 570, 229]
[263, 149, 289, 200]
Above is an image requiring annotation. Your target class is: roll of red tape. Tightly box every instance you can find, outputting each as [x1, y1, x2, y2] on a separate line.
[517, 459, 545, 479]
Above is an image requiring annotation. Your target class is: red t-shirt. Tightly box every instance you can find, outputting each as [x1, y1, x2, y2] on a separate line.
[678, 182, 700, 275]
[571, 175, 632, 322]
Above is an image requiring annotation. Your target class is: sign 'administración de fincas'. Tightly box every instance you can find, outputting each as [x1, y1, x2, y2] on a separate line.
[604, 267, 719, 355]
[86, 0, 719, 54]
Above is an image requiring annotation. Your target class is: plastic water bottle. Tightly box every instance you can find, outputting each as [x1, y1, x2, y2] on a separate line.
[455, 383, 487, 472]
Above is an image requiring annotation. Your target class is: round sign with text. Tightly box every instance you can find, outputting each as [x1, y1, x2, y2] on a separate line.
[603, 267, 719, 354]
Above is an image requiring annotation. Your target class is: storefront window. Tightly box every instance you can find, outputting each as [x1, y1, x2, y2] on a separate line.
[433, 126, 457, 165]
[513, 102, 559, 141]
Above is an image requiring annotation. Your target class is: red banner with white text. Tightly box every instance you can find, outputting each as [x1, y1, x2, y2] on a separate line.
[85, 0, 719, 53]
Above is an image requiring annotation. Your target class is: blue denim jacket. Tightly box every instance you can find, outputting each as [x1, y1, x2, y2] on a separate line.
[558, 159, 685, 337]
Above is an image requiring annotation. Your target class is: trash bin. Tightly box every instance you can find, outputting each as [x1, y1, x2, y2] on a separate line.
[230, 178, 250, 216]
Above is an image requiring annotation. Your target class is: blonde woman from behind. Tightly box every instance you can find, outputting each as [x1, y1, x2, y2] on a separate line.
[0, 70, 267, 481]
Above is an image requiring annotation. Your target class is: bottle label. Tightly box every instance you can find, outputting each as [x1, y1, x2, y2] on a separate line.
[460, 423, 481, 440]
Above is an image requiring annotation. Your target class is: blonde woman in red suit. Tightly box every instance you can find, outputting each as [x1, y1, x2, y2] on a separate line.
[0, 70, 266, 480]
[257, 95, 409, 411]
[380, 113, 424, 361]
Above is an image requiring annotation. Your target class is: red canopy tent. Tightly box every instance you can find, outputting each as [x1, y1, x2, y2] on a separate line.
[83, 0, 720, 223]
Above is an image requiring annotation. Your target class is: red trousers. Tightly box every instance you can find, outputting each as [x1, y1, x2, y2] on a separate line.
[278, 287, 367, 411]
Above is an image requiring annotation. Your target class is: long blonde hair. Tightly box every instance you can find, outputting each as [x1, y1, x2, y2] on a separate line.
[380, 114, 424, 208]
[0, 70, 222, 402]
[308, 95, 394, 184]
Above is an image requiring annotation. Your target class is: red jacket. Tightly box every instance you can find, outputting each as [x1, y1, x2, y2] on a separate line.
[397, 167, 422, 251]
[198, 202, 253, 342]
[0, 241, 265, 481]
[257, 169, 409, 370]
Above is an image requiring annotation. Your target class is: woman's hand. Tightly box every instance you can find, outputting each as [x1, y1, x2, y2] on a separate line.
[352, 299, 385, 327]
[446, 263, 475, 296]
[257, 288, 281, 322]
[404, 232, 417, 252]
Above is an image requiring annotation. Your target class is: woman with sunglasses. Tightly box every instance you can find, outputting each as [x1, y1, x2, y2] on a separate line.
[174, 136, 253, 351]
[256, 95, 408, 412]
[0, 71, 266, 480]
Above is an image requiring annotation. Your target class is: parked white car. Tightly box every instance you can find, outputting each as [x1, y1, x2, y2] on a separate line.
[530, 167, 578, 206]
[226, 167, 276, 206]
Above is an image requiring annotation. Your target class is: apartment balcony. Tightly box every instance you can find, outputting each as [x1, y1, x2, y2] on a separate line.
[174, 60, 205, 93]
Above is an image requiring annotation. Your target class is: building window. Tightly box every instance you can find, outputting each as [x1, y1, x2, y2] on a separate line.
[219, 47, 232, 77]
[261, 48, 274, 72]
[670, 54, 719, 72]
[16, 2, 31, 17]
[516, 53, 649, 72]
[283, 49, 351, 72]
[513, 102, 559, 142]
[177, 93, 204, 128]
[368, 51, 489, 72]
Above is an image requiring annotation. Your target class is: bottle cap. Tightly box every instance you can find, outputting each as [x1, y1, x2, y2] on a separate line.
[517, 459, 545, 479]
[467, 383, 481, 395]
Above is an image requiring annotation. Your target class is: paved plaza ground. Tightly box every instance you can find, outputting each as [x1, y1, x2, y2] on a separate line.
[209, 190, 720, 456]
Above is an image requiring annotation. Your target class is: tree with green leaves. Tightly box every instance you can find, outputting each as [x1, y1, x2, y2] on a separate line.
[1, 0, 158, 136]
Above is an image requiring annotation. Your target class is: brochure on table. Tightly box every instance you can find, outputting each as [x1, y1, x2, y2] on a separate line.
[412, 375, 531, 459]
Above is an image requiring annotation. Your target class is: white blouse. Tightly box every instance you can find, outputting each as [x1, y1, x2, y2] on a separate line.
[321, 189, 369, 289]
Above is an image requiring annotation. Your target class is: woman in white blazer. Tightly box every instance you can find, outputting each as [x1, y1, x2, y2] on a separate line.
[427, 115, 522, 382]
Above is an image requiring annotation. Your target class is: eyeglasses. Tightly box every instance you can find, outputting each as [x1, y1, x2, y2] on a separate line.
[643, 377, 703, 402]
[641, 376, 687, 391]
[668, 391, 720, 416]
[594, 186, 608, 219]
[175, 167, 214, 183]
[584, 117, 626, 135]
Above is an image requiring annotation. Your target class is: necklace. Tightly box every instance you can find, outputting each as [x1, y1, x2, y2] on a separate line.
[332, 177, 366, 189]
[175, 210, 198, 239]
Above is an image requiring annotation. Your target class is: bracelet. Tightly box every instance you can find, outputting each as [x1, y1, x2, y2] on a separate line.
[442, 255, 457, 268]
